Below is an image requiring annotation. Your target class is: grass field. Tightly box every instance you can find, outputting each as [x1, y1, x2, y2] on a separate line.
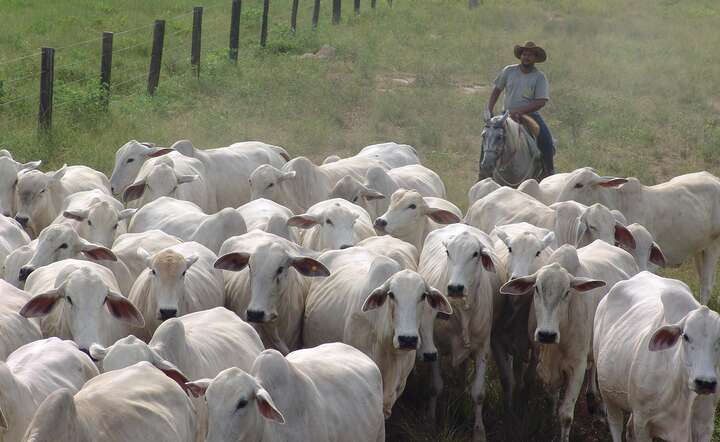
[2, 0, 720, 440]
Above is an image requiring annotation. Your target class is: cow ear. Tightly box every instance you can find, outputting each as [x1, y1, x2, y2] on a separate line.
[118, 208, 136, 221]
[289, 257, 330, 277]
[287, 215, 320, 229]
[361, 188, 386, 201]
[361, 282, 389, 312]
[48, 164, 68, 182]
[500, 274, 536, 295]
[650, 242, 667, 268]
[574, 216, 587, 246]
[424, 286, 453, 315]
[123, 180, 146, 203]
[495, 229, 511, 249]
[614, 223, 637, 250]
[185, 379, 211, 398]
[279, 171, 296, 182]
[145, 147, 174, 158]
[0, 405, 6, 430]
[595, 177, 628, 188]
[541, 232, 556, 249]
[105, 292, 144, 327]
[150, 351, 189, 388]
[184, 254, 199, 270]
[570, 277, 606, 293]
[80, 241, 117, 261]
[176, 174, 199, 185]
[20, 288, 63, 317]
[480, 248, 496, 273]
[257, 388, 285, 424]
[425, 208, 461, 225]
[20, 160, 41, 171]
[214, 252, 250, 272]
[89, 343, 108, 362]
[137, 247, 153, 269]
[63, 208, 90, 222]
[649, 325, 683, 351]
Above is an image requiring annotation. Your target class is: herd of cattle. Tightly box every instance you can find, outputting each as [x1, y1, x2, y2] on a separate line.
[0, 139, 718, 441]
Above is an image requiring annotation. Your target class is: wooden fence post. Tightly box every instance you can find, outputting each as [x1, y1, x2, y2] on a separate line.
[354, 0, 360, 14]
[388, 0, 392, 7]
[229, 0, 241, 62]
[332, 0, 341, 24]
[291, 0, 299, 33]
[38, 47, 54, 131]
[371, 0, 376, 9]
[192, 6, 203, 77]
[312, 0, 320, 28]
[260, 0, 270, 47]
[100, 32, 113, 111]
[147, 20, 165, 96]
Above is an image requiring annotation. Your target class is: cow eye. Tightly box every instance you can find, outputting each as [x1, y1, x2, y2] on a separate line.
[181, 270, 187, 277]
[472, 251, 479, 258]
[388, 292, 395, 300]
[267, 183, 274, 189]
[683, 333, 690, 343]
[326, 220, 333, 225]
[535, 251, 541, 257]
[59, 243, 68, 249]
[127, 158, 135, 164]
[66, 296, 73, 305]
[113, 223, 119, 229]
[574, 183, 584, 189]
[236, 399, 248, 410]
[353, 196, 358, 202]
[87, 220, 93, 226]
[276, 267, 284, 275]
[508, 247, 513, 253]
[445, 250, 449, 256]
[408, 204, 416, 210]
[39, 188, 46, 194]
[151, 269, 156, 276]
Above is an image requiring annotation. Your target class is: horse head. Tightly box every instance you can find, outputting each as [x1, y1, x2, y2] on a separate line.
[480, 111, 510, 173]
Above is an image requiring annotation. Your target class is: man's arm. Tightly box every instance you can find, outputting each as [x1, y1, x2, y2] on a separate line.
[510, 98, 547, 120]
[487, 86, 503, 116]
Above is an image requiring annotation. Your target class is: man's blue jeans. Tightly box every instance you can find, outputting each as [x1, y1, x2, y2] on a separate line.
[527, 112, 555, 173]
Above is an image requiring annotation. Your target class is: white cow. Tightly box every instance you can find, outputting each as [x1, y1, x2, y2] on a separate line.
[356, 142, 420, 168]
[123, 154, 217, 213]
[129, 242, 224, 341]
[109, 139, 288, 208]
[14, 165, 110, 237]
[594, 272, 720, 442]
[466, 187, 636, 249]
[0, 338, 98, 441]
[303, 247, 452, 417]
[53, 189, 134, 247]
[501, 241, 638, 441]
[236, 198, 297, 242]
[288, 199, 375, 251]
[330, 164, 446, 219]
[20, 260, 144, 353]
[374, 189, 462, 251]
[356, 236, 419, 271]
[517, 168, 597, 205]
[186, 343, 385, 442]
[111, 230, 183, 283]
[0, 216, 30, 271]
[622, 222, 667, 272]
[468, 178, 502, 207]
[417, 224, 500, 440]
[128, 197, 246, 254]
[555, 168, 720, 303]
[0, 280, 42, 359]
[22, 361, 196, 442]
[2, 244, 35, 289]
[0, 150, 41, 217]
[215, 230, 330, 353]
[249, 155, 388, 215]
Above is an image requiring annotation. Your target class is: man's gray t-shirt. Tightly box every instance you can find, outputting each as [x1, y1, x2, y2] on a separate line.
[493, 64, 549, 112]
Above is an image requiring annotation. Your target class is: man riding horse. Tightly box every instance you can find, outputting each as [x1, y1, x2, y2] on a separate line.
[482, 41, 555, 182]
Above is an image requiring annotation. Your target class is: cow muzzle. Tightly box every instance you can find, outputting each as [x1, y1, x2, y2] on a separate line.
[447, 284, 465, 298]
[19, 266, 35, 281]
[397, 335, 419, 350]
[423, 352, 438, 362]
[693, 378, 718, 395]
[373, 218, 388, 233]
[535, 330, 558, 344]
[158, 308, 177, 320]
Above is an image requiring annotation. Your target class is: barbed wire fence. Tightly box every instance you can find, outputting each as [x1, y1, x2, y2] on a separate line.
[0, 0, 397, 135]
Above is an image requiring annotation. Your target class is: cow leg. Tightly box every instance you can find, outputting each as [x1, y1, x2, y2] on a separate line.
[631, 413, 653, 442]
[585, 359, 603, 417]
[604, 401, 624, 442]
[490, 336, 514, 411]
[698, 242, 720, 304]
[558, 360, 586, 442]
[427, 359, 443, 421]
[691, 394, 716, 442]
[471, 347, 489, 442]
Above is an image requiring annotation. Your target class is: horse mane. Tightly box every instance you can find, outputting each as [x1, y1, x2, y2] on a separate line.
[503, 117, 523, 152]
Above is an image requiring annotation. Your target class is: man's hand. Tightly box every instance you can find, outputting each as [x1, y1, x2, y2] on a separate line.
[510, 111, 525, 122]
[483, 108, 493, 122]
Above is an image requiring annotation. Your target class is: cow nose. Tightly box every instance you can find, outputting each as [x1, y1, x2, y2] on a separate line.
[447, 284, 465, 297]
[423, 352, 437, 362]
[694, 378, 717, 394]
[398, 335, 419, 349]
[19, 266, 35, 281]
[159, 308, 177, 320]
[111, 186, 116, 194]
[374, 218, 387, 230]
[14, 215, 28, 227]
[536, 331, 558, 344]
[340, 244, 352, 250]
[246, 309, 265, 323]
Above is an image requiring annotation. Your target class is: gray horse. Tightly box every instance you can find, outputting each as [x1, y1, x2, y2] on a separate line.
[478, 111, 544, 187]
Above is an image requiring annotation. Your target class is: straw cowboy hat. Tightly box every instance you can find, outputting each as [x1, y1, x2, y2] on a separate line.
[514, 41, 547, 63]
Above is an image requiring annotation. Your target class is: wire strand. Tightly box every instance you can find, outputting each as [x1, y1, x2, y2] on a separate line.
[0, 51, 39, 68]
[0, 93, 38, 108]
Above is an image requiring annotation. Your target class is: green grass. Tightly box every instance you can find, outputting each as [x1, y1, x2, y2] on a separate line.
[2, 0, 720, 440]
